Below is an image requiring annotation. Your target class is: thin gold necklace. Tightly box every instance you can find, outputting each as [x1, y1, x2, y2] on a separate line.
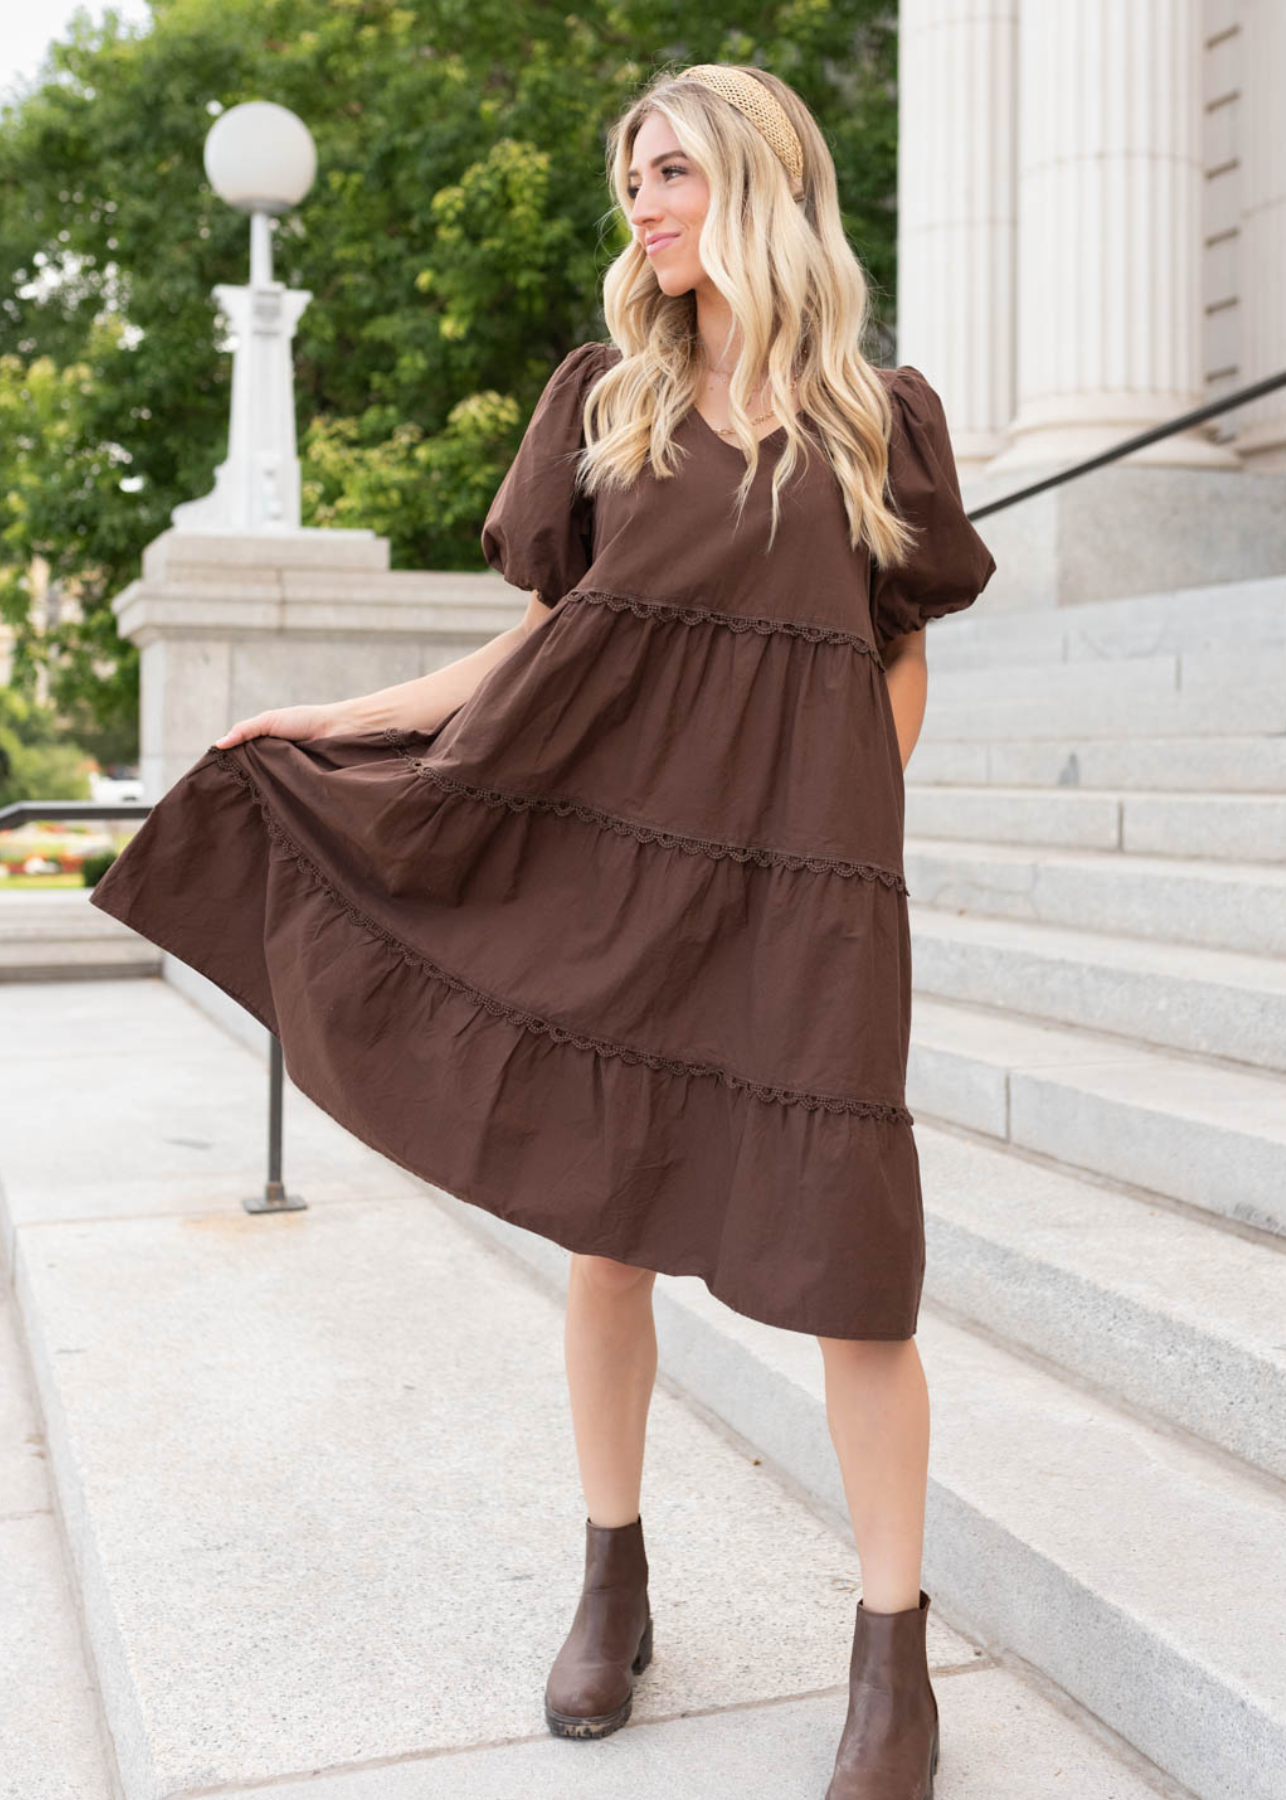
[712, 406, 785, 437]
[699, 361, 796, 438]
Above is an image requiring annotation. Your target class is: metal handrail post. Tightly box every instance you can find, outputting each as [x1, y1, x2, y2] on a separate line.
[0, 798, 306, 1214]
[244, 1034, 307, 1213]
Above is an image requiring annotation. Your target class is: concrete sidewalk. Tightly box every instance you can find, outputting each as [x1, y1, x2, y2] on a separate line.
[0, 976, 1192, 1798]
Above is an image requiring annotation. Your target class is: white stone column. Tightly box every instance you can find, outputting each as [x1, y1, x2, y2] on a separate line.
[1238, 0, 1286, 469]
[896, 0, 1018, 473]
[990, 0, 1237, 474]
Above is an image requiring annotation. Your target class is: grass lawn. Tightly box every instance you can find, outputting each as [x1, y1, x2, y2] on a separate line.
[0, 874, 91, 890]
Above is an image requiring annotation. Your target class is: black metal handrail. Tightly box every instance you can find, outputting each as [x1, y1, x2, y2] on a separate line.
[0, 800, 150, 826]
[966, 367, 1286, 520]
[0, 797, 302, 1214]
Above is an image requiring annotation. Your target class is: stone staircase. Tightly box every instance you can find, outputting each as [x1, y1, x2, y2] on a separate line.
[0, 889, 161, 981]
[902, 570, 1286, 1301]
[3, 570, 1282, 1799]
[445, 570, 1286, 1800]
[893, 573, 1286, 1797]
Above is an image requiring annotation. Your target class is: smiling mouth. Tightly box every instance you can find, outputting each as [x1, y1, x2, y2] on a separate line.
[646, 235, 678, 252]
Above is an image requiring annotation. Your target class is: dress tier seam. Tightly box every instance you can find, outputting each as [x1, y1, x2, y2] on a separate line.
[380, 729, 909, 892]
[212, 747, 913, 1126]
[563, 584, 887, 660]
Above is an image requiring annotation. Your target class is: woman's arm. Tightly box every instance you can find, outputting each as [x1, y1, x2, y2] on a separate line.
[214, 591, 555, 749]
[336, 590, 556, 734]
[881, 628, 928, 773]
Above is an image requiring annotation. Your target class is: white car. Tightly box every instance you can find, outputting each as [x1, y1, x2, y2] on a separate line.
[89, 771, 144, 805]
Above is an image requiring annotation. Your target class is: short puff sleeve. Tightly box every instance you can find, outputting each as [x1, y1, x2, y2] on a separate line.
[480, 342, 608, 607]
[868, 365, 997, 652]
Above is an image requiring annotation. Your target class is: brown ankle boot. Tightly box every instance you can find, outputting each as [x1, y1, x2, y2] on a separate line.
[544, 1513, 653, 1739]
[824, 1588, 939, 1799]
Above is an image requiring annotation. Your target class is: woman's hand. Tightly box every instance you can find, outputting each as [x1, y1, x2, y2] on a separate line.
[214, 703, 353, 750]
[213, 610, 542, 750]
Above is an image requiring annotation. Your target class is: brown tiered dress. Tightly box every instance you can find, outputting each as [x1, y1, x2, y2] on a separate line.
[89, 342, 996, 1339]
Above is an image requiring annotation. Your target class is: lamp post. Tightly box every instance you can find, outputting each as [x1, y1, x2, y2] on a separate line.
[172, 100, 319, 1212]
[172, 101, 317, 534]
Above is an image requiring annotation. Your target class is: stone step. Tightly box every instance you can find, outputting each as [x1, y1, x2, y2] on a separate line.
[907, 991, 1286, 1238]
[909, 733, 1286, 793]
[922, 573, 1286, 672]
[919, 679, 1285, 741]
[905, 783, 1286, 860]
[913, 1119, 1286, 1484]
[904, 838, 1286, 958]
[0, 1289, 117, 1800]
[210, 1681, 1186, 1800]
[0, 892, 160, 982]
[0, 978, 1181, 1800]
[908, 903, 1286, 1078]
[925, 642, 1286, 705]
[453, 1192, 1286, 1800]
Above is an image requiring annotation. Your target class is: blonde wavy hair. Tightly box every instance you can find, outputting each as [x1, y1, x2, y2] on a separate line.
[574, 62, 918, 567]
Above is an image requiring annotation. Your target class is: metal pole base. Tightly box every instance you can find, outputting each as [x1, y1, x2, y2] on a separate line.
[244, 1181, 308, 1214]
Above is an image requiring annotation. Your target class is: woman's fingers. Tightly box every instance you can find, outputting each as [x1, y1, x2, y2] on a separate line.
[213, 715, 270, 748]
[213, 706, 335, 749]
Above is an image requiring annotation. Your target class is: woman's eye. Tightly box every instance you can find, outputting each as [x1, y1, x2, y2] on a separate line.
[626, 165, 688, 200]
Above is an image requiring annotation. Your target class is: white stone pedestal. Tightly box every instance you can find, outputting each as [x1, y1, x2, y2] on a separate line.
[965, 461, 1286, 612]
[111, 529, 524, 800]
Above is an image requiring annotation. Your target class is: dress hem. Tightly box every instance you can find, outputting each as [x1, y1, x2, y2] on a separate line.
[87, 813, 921, 1344]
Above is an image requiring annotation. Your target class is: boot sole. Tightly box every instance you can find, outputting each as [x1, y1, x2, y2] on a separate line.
[544, 1614, 653, 1739]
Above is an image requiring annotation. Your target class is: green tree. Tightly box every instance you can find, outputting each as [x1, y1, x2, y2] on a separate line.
[0, 0, 898, 751]
[0, 686, 94, 808]
[0, 329, 143, 766]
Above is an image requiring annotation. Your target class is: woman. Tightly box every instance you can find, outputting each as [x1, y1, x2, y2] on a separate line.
[92, 62, 995, 1799]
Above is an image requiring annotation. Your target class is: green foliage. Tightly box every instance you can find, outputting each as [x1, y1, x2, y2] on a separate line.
[0, 684, 94, 806]
[81, 846, 119, 885]
[0, 0, 898, 749]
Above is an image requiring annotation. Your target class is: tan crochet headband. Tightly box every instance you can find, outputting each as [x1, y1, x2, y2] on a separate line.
[675, 65, 805, 190]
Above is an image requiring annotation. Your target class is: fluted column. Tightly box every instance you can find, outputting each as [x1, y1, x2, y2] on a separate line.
[989, 0, 1237, 474]
[1238, 0, 1286, 468]
[896, 0, 1018, 474]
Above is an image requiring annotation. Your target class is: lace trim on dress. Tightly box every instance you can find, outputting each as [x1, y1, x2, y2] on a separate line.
[380, 729, 909, 892]
[565, 586, 884, 656]
[213, 747, 914, 1126]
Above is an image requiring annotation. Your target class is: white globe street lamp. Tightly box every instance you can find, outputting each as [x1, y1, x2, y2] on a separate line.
[203, 101, 317, 286]
[172, 101, 319, 535]
[204, 99, 317, 211]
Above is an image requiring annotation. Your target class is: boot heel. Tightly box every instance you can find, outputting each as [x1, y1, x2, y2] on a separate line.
[632, 1612, 654, 1674]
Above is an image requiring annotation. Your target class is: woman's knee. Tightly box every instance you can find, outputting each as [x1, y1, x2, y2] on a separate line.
[570, 1251, 657, 1296]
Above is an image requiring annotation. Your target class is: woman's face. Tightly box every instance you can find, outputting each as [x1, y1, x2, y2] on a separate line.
[626, 110, 710, 296]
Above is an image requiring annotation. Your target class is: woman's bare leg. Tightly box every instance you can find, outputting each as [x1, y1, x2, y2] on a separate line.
[563, 1253, 659, 1526]
[817, 1336, 930, 1613]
